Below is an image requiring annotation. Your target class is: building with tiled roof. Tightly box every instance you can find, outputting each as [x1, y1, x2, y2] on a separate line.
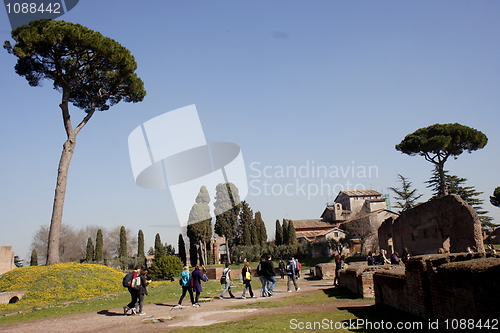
[291, 220, 347, 257]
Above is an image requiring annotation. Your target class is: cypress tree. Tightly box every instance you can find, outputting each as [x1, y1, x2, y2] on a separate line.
[189, 241, 198, 266]
[288, 220, 298, 246]
[282, 219, 289, 244]
[214, 182, 241, 263]
[275, 219, 283, 246]
[186, 186, 212, 265]
[86, 237, 94, 262]
[138, 230, 145, 258]
[178, 233, 187, 265]
[119, 226, 128, 270]
[154, 233, 164, 260]
[95, 229, 104, 263]
[30, 248, 38, 266]
[239, 201, 253, 245]
[250, 223, 258, 245]
[254, 211, 267, 246]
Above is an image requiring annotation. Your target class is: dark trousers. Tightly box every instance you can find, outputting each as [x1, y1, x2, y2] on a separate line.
[242, 279, 254, 297]
[195, 291, 201, 304]
[138, 293, 145, 313]
[179, 286, 194, 305]
[127, 287, 139, 309]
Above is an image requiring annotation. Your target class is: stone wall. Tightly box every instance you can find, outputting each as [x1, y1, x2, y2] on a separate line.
[315, 263, 337, 279]
[0, 246, 15, 276]
[378, 195, 484, 256]
[336, 262, 403, 298]
[374, 253, 500, 332]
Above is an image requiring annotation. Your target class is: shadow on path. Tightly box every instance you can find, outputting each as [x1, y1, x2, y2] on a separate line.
[96, 310, 125, 317]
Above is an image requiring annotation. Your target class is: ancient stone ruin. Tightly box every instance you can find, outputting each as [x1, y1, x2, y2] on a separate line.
[378, 194, 484, 255]
[374, 253, 500, 332]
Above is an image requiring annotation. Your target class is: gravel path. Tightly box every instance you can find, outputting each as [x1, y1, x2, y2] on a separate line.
[0, 279, 374, 333]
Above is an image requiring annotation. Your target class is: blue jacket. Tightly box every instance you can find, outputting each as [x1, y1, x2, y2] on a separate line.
[180, 270, 191, 287]
[287, 260, 296, 275]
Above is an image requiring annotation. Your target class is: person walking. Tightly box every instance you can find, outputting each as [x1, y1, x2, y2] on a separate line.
[241, 261, 254, 298]
[176, 266, 195, 307]
[256, 256, 268, 297]
[334, 255, 342, 286]
[278, 259, 285, 279]
[219, 263, 235, 299]
[137, 269, 150, 315]
[286, 257, 300, 292]
[192, 264, 208, 307]
[296, 259, 302, 279]
[265, 254, 277, 296]
[123, 265, 141, 315]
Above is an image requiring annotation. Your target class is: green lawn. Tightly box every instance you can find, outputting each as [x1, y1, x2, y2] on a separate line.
[0, 280, 226, 324]
[168, 286, 447, 333]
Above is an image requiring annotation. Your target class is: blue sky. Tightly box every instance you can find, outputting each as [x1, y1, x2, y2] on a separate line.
[1, 1, 499, 261]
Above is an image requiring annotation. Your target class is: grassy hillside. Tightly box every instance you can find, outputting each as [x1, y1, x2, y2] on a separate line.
[0, 263, 124, 309]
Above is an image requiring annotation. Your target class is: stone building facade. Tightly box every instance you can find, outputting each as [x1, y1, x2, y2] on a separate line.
[323, 190, 398, 253]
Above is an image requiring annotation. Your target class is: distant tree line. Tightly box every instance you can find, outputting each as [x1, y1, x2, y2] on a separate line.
[184, 182, 310, 265]
[30, 224, 180, 275]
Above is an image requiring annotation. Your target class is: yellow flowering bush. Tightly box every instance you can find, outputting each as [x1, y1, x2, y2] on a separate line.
[0, 263, 124, 307]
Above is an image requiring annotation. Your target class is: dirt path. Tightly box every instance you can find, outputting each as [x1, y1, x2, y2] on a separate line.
[0, 280, 375, 333]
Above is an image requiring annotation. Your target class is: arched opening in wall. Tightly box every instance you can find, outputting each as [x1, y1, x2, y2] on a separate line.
[9, 296, 19, 304]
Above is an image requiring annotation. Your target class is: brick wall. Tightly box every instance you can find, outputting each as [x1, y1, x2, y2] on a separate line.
[374, 253, 500, 332]
[337, 263, 403, 298]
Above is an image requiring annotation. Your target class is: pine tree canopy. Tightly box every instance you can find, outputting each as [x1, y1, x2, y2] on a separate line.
[396, 123, 487, 196]
[491, 187, 500, 208]
[4, 19, 146, 112]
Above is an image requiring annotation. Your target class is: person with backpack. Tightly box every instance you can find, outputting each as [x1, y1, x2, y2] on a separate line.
[219, 263, 235, 299]
[123, 265, 142, 315]
[286, 257, 300, 292]
[176, 266, 195, 307]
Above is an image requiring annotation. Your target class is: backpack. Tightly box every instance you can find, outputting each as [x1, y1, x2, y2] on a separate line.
[286, 261, 295, 274]
[122, 272, 133, 288]
[131, 276, 141, 289]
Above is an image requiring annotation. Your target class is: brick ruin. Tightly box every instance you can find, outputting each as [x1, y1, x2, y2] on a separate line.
[374, 253, 500, 332]
[378, 194, 484, 256]
[337, 263, 402, 298]
[316, 195, 497, 331]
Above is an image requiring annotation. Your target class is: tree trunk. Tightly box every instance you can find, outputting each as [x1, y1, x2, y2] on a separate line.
[46, 86, 95, 265]
[437, 163, 448, 196]
[225, 235, 232, 264]
[46, 137, 76, 265]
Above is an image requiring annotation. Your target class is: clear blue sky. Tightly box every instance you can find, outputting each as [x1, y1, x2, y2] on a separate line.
[1, 1, 499, 262]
